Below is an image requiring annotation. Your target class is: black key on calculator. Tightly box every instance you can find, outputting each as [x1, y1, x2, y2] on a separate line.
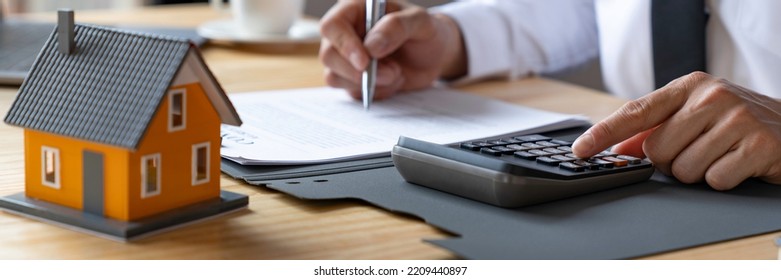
[391, 134, 654, 207]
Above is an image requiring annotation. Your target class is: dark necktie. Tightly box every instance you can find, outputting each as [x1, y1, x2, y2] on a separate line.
[651, 0, 708, 89]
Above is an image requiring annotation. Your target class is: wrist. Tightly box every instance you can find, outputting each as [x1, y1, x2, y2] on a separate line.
[432, 13, 466, 80]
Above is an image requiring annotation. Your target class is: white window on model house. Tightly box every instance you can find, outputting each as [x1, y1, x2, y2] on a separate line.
[168, 89, 186, 132]
[41, 146, 60, 189]
[192, 142, 210, 185]
[141, 154, 161, 198]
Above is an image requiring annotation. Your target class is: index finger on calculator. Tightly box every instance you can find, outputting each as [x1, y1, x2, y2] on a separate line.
[572, 77, 695, 157]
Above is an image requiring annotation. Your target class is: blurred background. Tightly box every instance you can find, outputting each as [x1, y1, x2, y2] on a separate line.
[0, 0, 603, 91]
[1, 0, 451, 16]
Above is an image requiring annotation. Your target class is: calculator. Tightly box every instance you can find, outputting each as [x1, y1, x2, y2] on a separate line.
[391, 133, 654, 207]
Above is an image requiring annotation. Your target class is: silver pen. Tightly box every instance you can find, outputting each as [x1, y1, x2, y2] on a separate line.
[362, 0, 386, 110]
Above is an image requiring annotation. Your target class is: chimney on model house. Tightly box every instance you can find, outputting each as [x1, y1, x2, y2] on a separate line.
[57, 9, 75, 55]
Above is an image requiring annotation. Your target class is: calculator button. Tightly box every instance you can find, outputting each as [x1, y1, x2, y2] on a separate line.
[514, 135, 551, 142]
[502, 138, 523, 144]
[535, 141, 560, 148]
[589, 158, 615, 168]
[527, 149, 551, 157]
[543, 148, 567, 155]
[536, 156, 561, 166]
[460, 143, 480, 151]
[556, 146, 573, 152]
[573, 160, 599, 170]
[488, 140, 509, 145]
[492, 146, 516, 155]
[551, 139, 572, 146]
[559, 162, 585, 172]
[514, 151, 537, 160]
[616, 155, 642, 164]
[597, 151, 618, 157]
[551, 155, 576, 162]
[470, 141, 493, 148]
[602, 156, 628, 167]
[480, 148, 503, 156]
[521, 143, 545, 149]
[506, 144, 525, 151]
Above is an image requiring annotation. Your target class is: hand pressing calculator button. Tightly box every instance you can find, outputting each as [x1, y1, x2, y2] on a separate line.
[391, 134, 654, 207]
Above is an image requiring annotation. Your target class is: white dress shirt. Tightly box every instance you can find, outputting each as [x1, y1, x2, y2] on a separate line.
[434, 0, 781, 100]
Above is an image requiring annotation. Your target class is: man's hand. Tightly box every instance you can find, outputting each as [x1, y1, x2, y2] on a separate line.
[318, 0, 466, 100]
[572, 72, 781, 190]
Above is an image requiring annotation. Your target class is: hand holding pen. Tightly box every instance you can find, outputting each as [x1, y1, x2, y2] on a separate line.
[362, 0, 385, 110]
[318, 0, 467, 103]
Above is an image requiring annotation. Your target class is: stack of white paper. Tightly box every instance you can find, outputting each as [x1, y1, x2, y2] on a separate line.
[220, 87, 590, 165]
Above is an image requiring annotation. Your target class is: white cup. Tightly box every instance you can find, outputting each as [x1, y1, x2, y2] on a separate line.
[211, 0, 304, 36]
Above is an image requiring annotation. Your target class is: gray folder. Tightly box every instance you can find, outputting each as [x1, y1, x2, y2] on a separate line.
[222, 127, 781, 259]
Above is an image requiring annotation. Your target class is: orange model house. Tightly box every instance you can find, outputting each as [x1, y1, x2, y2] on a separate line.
[0, 10, 247, 239]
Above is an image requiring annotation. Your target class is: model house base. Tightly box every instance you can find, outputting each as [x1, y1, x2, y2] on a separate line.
[0, 190, 248, 241]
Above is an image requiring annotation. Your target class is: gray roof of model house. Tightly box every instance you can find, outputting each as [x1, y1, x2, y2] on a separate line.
[4, 18, 241, 150]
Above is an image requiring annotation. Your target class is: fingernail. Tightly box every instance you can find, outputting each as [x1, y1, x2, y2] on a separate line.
[349, 51, 364, 70]
[365, 34, 388, 54]
[572, 132, 594, 156]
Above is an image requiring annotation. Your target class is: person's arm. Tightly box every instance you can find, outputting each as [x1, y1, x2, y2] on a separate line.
[572, 72, 781, 190]
[318, 0, 598, 99]
[434, 0, 598, 83]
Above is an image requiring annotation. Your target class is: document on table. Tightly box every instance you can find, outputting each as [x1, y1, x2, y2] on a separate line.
[220, 87, 590, 165]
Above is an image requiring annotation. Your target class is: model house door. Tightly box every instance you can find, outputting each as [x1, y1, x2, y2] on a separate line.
[82, 150, 104, 216]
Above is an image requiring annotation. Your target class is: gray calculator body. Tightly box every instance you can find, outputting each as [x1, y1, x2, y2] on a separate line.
[392, 134, 655, 208]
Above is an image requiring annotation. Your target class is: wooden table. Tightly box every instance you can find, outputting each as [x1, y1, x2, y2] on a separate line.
[0, 4, 777, 259]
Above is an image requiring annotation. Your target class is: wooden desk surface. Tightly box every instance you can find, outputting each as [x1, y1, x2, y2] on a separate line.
[0, 4, 777, 259]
